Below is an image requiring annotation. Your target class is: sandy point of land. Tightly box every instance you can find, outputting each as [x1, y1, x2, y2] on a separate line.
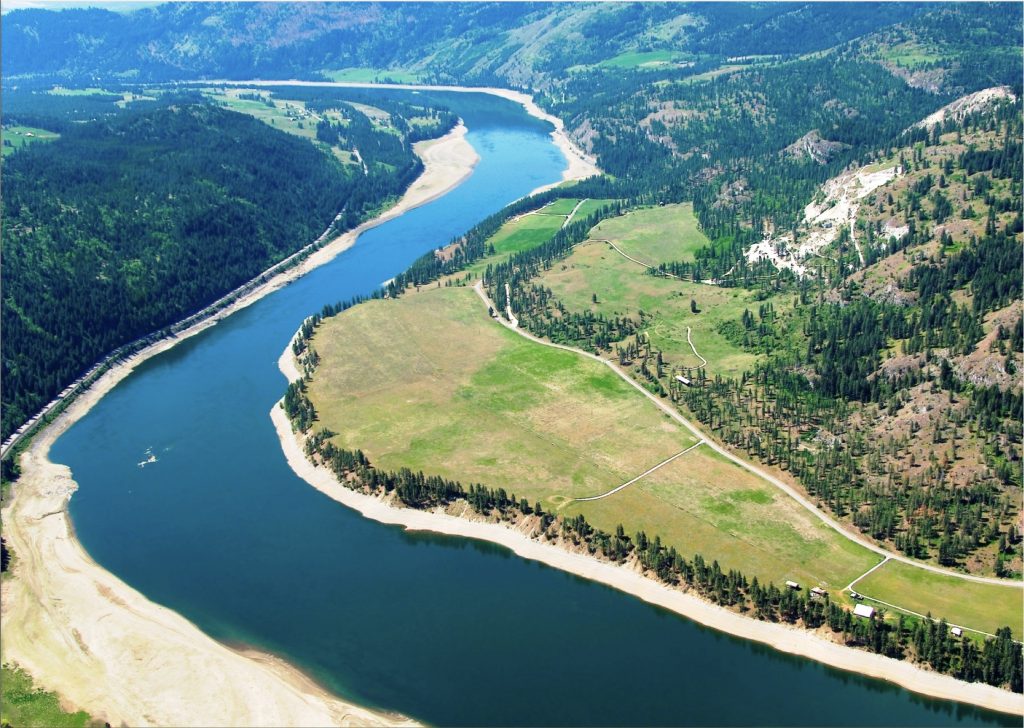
[1, 437, 415, 727]
[271, 402, 1024, 718]
[0, 123, 476, 728]
[203, 80, 601, 192]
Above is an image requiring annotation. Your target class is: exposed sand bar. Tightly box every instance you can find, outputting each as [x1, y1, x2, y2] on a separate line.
[0, 123, 479, 727]
[197, 79, 602, 190]
[272, 402, 1024, 717]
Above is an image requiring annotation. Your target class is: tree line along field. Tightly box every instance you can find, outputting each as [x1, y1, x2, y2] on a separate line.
[1, 125, 59, 156]
[305, 284, 879, 592]
[302, 200, 1019, 636]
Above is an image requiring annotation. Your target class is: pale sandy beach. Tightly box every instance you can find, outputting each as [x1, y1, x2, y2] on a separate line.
[0, 123, 478, 727]
[201, 79, 602, 190]
[272, 387, 1024, 717]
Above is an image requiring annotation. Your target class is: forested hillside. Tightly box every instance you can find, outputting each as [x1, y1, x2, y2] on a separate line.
[1, 90, 451, 439]
[2, 3, 927, 87]
[482, 99, 1023, 577]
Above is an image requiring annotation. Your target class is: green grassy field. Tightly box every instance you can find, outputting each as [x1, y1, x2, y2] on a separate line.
[308, 287, 695, 503]
[540, 198, 582, 215]
[536, 238, 767, 376]
[0, 665, 96, 728]
[878, 42, 944, 69]
[2, 126, 60, 156]
[572, 198, 618, 222]
[205, 89, 321, 141]
[598, 50, 680, 69]
[855, 560, 1022, 638]
[458, 199, 618, 282]
[307, 285, 877, 589]
[323, 67, 425, 83]
[564, 447, 877, 586]
[306, 198, 1020, 635]
[459, 202, 583, 280]
[589, 203, 710, 266]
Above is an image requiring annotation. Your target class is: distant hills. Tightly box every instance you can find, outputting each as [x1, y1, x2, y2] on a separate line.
[3, 2, 933, 87]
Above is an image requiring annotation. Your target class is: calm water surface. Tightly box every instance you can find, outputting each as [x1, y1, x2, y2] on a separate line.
[55, 90, 1014, 726]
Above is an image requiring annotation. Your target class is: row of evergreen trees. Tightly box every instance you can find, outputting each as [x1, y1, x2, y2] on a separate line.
[283, 387, 1023, 693]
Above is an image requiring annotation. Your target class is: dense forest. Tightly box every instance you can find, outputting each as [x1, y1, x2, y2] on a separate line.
[1, 90, 452, 440]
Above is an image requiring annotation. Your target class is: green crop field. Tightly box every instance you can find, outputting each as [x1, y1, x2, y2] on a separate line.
[489, 212, 567, 256]
[536, 237, 769, 376]
[307, 285, 878, 589]
[855, 560, 1022, 638]
[459, 202, 580, 280]
[2, 126, 60, 156]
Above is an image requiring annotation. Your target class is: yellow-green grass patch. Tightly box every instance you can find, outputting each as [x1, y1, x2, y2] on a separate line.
[855, 560, 1022, 637]
[565, 447, 877, 587]
[588, 203, 710, 267]
[206, 89, 320, 142]
[536, 239, 767, 376]
[572, 198, 619, 222]
[0, 664, 97, 728]
[2, 126, 60, 156]
[451, 200, 617, 285]
[47, 86, 116, 96]
[540, 198, 583, 215]
[458, 209, 571, 281]
[322, 67, 425, 84]
[682, 64, 748, 84]
[307, 286, 694, 503]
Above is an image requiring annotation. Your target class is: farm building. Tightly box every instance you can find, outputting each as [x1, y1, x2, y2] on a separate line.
[675, 375, 691, 386]
[853, 604, 875, 619]
[810, 587, 827, 600]
[785, 580, 800, 590]
[951, 627, 963, 637]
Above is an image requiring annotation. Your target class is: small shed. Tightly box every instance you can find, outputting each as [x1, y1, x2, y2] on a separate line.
[785, 580, 800, 590]
[853, 604, 875, 619]
[810, 587, 827, 600]
[951, 627, 963, 637]
[850, 591, 863, 600]
[675, 375, 691, 386]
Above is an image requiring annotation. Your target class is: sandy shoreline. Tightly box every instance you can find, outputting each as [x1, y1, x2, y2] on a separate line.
[271, 404, 1024, 717]
[0, 123, 478, 727]
[198, 79, 602, 191]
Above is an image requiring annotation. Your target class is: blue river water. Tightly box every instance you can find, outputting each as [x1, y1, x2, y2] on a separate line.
[54, 90, 1014, 726]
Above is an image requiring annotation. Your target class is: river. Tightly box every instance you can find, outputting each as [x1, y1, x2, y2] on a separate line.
[52, 89, 1014, 726]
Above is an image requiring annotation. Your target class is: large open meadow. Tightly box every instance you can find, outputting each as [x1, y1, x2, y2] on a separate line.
[303, 197, 1019, 634]
[855, 560, 1022, 639]
[307, 284, 877, 589]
